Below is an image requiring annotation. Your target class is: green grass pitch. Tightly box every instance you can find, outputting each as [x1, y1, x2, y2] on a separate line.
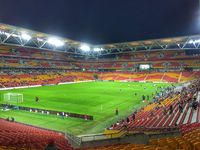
[0, 81, 171, 135]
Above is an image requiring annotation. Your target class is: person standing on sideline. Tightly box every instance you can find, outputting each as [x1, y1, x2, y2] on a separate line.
[115, 108, 119, 115]
[35, 96, 39, 102]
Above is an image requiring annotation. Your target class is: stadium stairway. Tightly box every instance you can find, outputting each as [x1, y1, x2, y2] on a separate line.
[192, 92, 200, 123]
[150, 97, 199, 128]
[112, 88, 200, 132]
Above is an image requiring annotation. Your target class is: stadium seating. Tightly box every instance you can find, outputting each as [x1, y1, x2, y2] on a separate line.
[1, 44, 200, 150]
[0, 70, 199, 88]
[1, 44, 200, 71]
[0, 119, 73, 150]
[83, 123, 200, 150]
[110, 79, 200, 131]
[0, 70, 95, 88]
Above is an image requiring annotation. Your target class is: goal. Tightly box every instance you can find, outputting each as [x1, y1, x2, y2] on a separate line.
[4, 93, 23, 103]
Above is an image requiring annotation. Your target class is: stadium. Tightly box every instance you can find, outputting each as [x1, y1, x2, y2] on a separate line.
[0, 23, 200, 149]
[0, 6, 200, 149]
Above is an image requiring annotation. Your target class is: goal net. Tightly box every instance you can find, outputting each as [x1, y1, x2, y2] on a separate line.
[4, 93, 23, 103]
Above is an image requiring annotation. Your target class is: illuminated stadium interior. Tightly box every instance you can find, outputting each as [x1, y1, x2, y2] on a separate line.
[0, 23, 200, 150]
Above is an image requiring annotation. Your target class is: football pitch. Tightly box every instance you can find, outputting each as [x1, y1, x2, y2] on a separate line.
[0, 81, 171, 135]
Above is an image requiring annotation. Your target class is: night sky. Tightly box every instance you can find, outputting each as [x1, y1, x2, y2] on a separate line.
[0, 0, 199, 44]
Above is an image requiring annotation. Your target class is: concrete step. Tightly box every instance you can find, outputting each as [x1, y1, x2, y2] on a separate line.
[183, 107, 191, 124]
[169, 109, 179, 126]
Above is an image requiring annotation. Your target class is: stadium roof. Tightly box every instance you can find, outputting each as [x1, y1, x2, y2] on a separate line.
[0, 23, 200, 57]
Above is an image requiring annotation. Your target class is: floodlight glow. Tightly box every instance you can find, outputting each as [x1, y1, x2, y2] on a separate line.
[12, 34, 19, 37]
[5, 32, 10, 36]
[0, 30, 6, 35]
[80, 44, 90, 51]
[37, 38, 44, 42]
[21, 33, 31, 41]
[189, 39, 200, 44]
[0, 31, 13, 37]
[194, 39, 200, 43]
[189, 40, 194, 44]
[93, 48, 104, 52]
[0, 31, 11, 37]
[47, 38, 64, 47]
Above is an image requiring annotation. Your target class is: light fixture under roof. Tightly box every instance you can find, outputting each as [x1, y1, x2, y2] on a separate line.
[21, 33, 31, 41]
[189, 39, 200, 44]
[93, 48, 104, 52]
[80, 44, 90, 51]
[47, 38, 64, 47]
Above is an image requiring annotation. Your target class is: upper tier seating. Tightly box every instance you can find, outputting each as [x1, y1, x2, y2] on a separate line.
[0, 44, 74, 61]
[1, 44, 200, 71]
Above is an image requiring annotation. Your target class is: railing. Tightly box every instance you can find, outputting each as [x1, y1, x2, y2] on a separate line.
[127, 126, 180, 134]
[65, 129, 127, 146]
[66, 126, 180, 146]
[79, 129, 126, 142]
[65, 132, 82, 146]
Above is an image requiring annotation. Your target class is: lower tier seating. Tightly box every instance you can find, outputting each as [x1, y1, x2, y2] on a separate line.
[0, 70, 199, 88]
[110, 79, 200, 131]
[0, 119, 73, 150]
[84, 123, 200, 150]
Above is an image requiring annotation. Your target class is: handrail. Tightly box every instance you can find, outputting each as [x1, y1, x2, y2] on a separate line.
[65, 132, 82, 145]
[65, 126, 180, 146]
[65, 129, 127, 146]
[79, 129, 127, 142]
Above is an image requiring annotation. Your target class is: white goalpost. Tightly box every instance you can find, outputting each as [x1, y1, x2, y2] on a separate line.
[4, 93, 23, 103]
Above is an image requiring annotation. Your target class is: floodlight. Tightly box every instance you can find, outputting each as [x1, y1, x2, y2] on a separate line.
[47, 38, 64, 47]
[4, 32, 11, 37]
[80, 44, 90, 51]
[12, 34, 19, 37]
[189, 40, 194, 44]
[93, 48, 104, 52]
[189, 39, 200, 44]
[0, 30, 6, 35]
[37, 38, 44, 42]
[21, 33, 31, 41]
[195, 39, 200, 43]
[0, 31, 13, 37]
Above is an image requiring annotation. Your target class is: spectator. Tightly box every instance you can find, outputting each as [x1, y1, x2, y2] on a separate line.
[45, 139, 58, 150]
[126, 117, 130, 123]
[189, 101, 193, 108]
[6, 117, 9, 121]
[169, 105, 173, 114]
[11, 117, 15, 122]
[192, 100, 199, 110]
[132, 113, 135, 121]
[147, 95, 149, 101]
[163, 108, 167, 115]
[179, 104, 183, 113]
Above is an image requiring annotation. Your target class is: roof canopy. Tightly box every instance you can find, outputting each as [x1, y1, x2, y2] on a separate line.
[0, 23, 200, 57]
